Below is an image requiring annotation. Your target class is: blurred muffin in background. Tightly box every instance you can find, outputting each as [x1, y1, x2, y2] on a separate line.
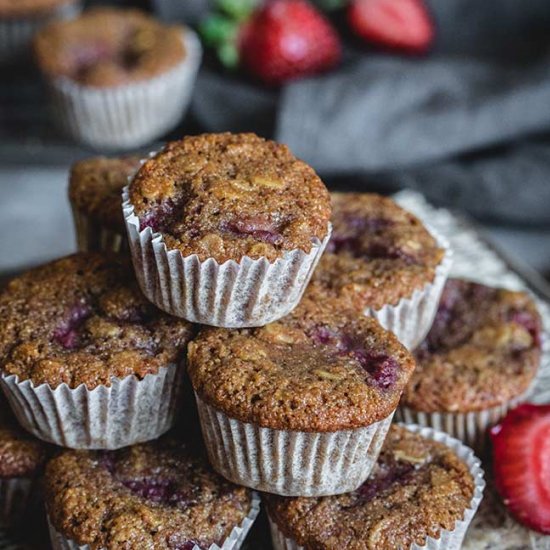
[0, 0, 80, 64]
[33, 7, 202, 150]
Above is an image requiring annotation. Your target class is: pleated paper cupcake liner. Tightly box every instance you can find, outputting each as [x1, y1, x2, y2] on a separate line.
[195, 393, 394, 497]
[268, 423, 485, 550]
[47, 29, 201, 150]
[0, 477, 35, 527]
[123, 187, 332, 328]
[396, 392, 528, 454]
[365, 229, 452, 351]
[0, 1, 81, 63]
[0, 363, 182, 450]
[47, 492, 261, 550]
[71, 206, 128, 254]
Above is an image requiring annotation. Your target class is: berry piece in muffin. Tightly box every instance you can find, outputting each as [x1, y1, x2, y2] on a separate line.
[491, 403, 550, 534]
[309, 192, 444, 311]
[128, 133, 331, 264]
[266, 424, 476, 550]
[45, 437, 256, 549]
[188, 296, 415, 432]
[402, 279, 542, 413]
[0, 252, 195, 389]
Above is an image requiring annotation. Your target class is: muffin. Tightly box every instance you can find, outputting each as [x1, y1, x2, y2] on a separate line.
[0, 399, 49, 526]
[188, 295, 415, 496]
[33, 7, 202, 149]
[0, 0, 80, 63]
[266, 424, 485, 550]
[45, 437, 260, 549]
[124, 132, 333, 327]
[308, 193, 451, 349]
[398, 279, 542, 450]
[69, 155, 141, 253]
[0, 252, 196, 449]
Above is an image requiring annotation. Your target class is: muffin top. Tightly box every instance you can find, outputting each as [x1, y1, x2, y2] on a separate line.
[129, 133, 332, 263]
[188, 295, 415, 431]
[45, 437, 253, 549]
[69, 155, 141, 233]
[308, 193, 444, 311]
[0, 0, 74, 19]
[402, 279, 542, 413]
[0, 400, 48, 478]
[33, 7, 186, 86]
[266, 424, 475, 550]
[0, 253, 195, 390]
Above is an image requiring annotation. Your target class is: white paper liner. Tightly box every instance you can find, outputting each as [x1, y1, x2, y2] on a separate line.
[0, 477, 35, 527]
[0, 1, 81, 63]
[46, 28, 201, 150]
[123, 187, 332, 327]
[71, 205, 128, 254]
[268, 423, 485, 550]
[0, 363, 182, 450]
[47, 492, 261, 550]
[365, 229, 452, 351]
[396, 391, 528, 453]
[195, 392, 394, 497]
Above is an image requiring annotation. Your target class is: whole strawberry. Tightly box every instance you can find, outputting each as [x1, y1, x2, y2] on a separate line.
[348, 0, 434, 53]
[490, 403, 550, 534]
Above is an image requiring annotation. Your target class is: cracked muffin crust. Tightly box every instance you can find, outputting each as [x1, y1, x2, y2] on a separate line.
[0, 0, 75, 18]
[34, 7, 187, 86]
[69, 155, 141, 234]
[129, 133, 331, 264]
[402, 279, 542, 413]
[45, 437, 254, 549]
[0, 253, 195, 389]
[0, 400, 48, 479]
[188, 296, 415, 432]
[309, 193, 444, 311]
[266, 424, 475, 550]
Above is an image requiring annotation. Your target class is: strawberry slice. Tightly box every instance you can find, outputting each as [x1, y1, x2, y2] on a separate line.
[490, 403, 550, 534]
[348, 0, 434, 53]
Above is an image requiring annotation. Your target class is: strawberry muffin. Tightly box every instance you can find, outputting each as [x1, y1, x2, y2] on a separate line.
[308, 193, 450, 349]
[266, 424, 485, 550]
[45, 437, 260, 549]
[33, 7, 201, 149]
[0, 252, 195, 449]
[188, 295, 415, 496]
[0, 399, 49, 526]
[124, 133, 332, 327]
[69, 155, 141, 253]
[399, 279, 542, 450]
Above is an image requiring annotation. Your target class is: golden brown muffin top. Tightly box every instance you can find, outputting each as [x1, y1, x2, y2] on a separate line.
[69, 155, 141, 233]
[34, 7, 186, 86]
[0, 0, 75, 19]
[129, 133, 332, 263]
[402, 279, 542, 412]
[0, 401, 48, 478]
[266, 425, 475, 550]
[309, 193, 444, 311]
[188, 295, 415, 432]
[45, 437, 253, 549]
[0, 253, 195, 390]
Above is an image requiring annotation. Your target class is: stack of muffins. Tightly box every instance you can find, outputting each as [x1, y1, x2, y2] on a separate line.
[0, 132, 544, 549]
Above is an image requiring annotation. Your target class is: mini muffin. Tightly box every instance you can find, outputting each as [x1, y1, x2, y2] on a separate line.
[0, 399, 49, 526]
[266, 424, 485, 550]
[33, 7, 201, 149]
[45, 437, 260, 550]
[308, 193, 451, 349]
[0, 252, 195, 449]
[69, 155, 141, 253]
[188, 295, 415, 496]
[0, 0, 80, 63]
[398, 279, 542, 450]
[124, 132, 333, 327]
